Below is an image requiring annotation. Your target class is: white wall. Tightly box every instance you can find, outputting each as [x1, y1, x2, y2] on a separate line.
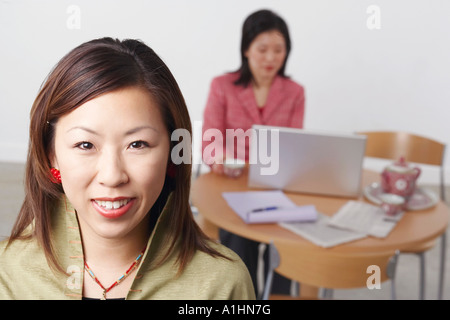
[1, 0, 449, 184]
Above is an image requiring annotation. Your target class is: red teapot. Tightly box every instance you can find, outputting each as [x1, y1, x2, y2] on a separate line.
[381, 157, 421, 199]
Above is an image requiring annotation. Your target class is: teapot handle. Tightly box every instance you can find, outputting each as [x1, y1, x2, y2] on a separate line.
[413, 167, 421, 179]
[381, 170, 390, 190]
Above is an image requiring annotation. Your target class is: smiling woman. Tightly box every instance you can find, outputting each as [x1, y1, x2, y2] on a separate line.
[53, 87, 170, 245]
[0, 38, 255, 300]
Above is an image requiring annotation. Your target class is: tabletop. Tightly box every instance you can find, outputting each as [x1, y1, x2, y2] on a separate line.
[191, 167, 449, 255]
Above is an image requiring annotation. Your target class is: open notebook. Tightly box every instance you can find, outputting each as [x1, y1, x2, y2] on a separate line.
[221, 190, 317, 224]
[280, 201, 403, 248]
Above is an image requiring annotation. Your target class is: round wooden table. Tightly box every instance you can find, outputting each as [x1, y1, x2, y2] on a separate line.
[191, 167, 449, 297]
[192, 168, 448, 253]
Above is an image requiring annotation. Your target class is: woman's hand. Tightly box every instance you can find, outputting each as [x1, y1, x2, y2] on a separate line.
[211, 159, 245, 178]
[211, 163, 224, 175]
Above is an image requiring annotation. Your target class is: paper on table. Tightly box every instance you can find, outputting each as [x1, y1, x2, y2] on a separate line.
[222, 190, 318, 224]
[328, 200, 403, 238]
[280, 213, 367, 248]
[279, 200, 403, 248]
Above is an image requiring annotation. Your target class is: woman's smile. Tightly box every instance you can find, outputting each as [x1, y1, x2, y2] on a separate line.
[92, 198, 136, 219]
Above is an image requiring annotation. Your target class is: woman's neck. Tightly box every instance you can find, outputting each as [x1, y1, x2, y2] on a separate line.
[252, 75, 274, 89]
[252, 77, 274, 108]
[77, 213, 151, 299]
[79, 217, 150, 270]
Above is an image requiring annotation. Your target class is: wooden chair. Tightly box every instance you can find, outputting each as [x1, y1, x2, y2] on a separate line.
[358, 131, 447, 299]
[262, 240, 399, 300]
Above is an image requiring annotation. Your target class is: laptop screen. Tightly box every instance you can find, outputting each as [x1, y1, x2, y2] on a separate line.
[248, 125, 367, 198]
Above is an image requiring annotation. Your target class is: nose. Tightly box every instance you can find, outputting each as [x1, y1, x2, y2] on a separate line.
[265, 51, 276, 62]
[96, 149, 129, 187]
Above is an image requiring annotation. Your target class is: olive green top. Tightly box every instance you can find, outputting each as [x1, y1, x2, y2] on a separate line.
[0, 195, 255, 300]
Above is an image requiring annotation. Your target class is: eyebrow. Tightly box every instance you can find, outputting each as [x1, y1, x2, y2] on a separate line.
[125, 126, 160, 135]
[67, 125, 160, 135]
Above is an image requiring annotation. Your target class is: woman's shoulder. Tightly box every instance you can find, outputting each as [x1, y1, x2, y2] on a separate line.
[278, 75, 305, 93]
[210, 72, 240, 88]
[189, 240, 256, 299]
[0, 222, 35, 254]
[0, 236, 46, 298]
[0, 236, 42, 266]
[194, 241, 242, 269]
[206, 239, 243, 262]
[198, 241, 252, 276]
[0, 236, 69, 299]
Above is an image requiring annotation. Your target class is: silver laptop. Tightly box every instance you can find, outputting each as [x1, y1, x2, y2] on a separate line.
[248, 125, 367, 198]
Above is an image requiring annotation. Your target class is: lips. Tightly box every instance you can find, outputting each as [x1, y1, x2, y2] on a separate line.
[91, 197, 135, 219]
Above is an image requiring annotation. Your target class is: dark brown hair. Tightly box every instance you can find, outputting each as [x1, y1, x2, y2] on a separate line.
[8, 37, 225, 274]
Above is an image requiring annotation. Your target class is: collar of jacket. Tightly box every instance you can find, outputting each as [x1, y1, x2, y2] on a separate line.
[55, 192, 176, 299]
[236, 75, 286, 123]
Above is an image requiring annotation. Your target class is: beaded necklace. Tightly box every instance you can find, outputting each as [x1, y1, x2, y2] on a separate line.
[84, 246, 146, 300]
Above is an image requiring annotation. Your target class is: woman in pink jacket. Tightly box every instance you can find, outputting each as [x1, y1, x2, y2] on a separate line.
[202, 10, 305, 172]
[202, 9, 306, 297]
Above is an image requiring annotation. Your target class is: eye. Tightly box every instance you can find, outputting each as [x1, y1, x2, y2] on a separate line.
[129, 140, 150, 149]
[74, 141, 94, 150]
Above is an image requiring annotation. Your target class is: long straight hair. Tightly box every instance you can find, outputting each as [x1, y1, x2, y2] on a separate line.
[8, 37, 225, 274]
[234, 9, 292, 87]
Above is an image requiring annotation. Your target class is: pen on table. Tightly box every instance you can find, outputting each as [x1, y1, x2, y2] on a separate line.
[248, 206, 282, 214]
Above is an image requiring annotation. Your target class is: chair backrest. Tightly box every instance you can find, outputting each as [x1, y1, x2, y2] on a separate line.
[358, 131, 445, 166]
[357, 131, 446, 201]
[262, 240, 399, 299]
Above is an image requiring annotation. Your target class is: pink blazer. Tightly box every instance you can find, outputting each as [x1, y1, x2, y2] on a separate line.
[202, 72, 305, 162]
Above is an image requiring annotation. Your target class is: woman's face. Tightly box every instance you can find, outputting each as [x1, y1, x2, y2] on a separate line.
[51, 86, 170, 241]
[245, 30, 287, 84]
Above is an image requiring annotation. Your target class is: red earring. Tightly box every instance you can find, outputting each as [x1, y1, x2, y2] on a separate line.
[167, 163, 176, 178]
[50, 168, 62, 184]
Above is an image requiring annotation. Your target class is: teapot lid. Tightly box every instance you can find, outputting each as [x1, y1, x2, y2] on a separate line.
[385, 157, 414, 173]
[394, 157, 408, 167]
